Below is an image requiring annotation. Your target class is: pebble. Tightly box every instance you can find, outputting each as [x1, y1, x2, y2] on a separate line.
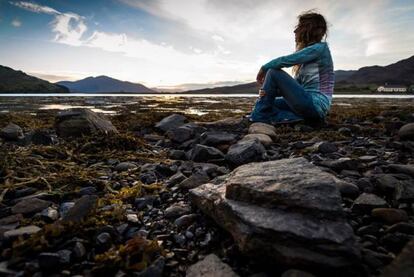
[371, 208, 408, 224]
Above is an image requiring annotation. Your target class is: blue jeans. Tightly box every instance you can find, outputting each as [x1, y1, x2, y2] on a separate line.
[250, 69, 326, 123]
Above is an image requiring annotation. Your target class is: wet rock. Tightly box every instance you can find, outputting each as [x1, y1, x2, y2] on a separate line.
[62, 195, 98, 223]
[248, 122, 277, 139]
[164, 203, 191, 219]
[55, 108, 118, 138]
[11, 198, 52, 215]
[362, 248, 393, 269]
[155, 114, 187, 132]
[96, 232, 112, 251]
[191, 158, 360, 270]
[356, 178, 375, 193]
[186, 254, 239, 277]
[281, 269, 316, 277]
[380, 232, 414, 253]
[398, 123, 414, 140]
[190, 144, 224, 162]
[242, 134, 272, 146]
[38, 252, 61, 271]
[134, 195, 157, 210]
[352, 193, 388, 213]
[179, 171, 210, 189]
[115, 162, 138, 172]
[381, 239, 414, 277]
[127, 214, 139, 223]
[4, 225, 41, 239]
[225, 139, 265, 166]
[57, 249, 72, 265]
[314, 141, 338, 154]
[200, 131, 237, 147]
[0, 123, 24, 141]
[358, 155, 377, 163]
[372, 208, 408, 224]
[79, 186, 97, 195]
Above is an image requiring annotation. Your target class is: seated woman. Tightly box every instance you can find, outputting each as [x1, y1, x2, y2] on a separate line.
[250, 11, 334, 125]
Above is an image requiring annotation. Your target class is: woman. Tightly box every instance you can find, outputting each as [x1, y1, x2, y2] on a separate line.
[250, 11, 334, 125]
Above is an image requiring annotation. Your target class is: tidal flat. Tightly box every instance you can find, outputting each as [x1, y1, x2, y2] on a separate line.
[0, 96, 414, 277]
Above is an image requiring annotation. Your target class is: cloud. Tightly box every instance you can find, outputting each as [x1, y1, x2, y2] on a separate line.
[11, 1, 87, 46]
[10, 1, 60, 15]
[11, 18, 22, 27]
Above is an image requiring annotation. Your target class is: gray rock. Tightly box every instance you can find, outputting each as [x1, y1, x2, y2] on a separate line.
[166, 124, 195, 143]
[40, 207, 59, 221]
[62, 195, 98, 223]
[352, 193, 388, 213]
[174, 214, 197, 228]
[398, 123, 414, 140]
[169, 150, 186, 160]
[336, 181, 360, 198]
[0, 123, 24, 141]
[224, 158, 346, 218]
[186, 254, 239, 277]
[225, 139, 265, 166]
[190, 144, 224, 162]
[155, 114, 187, 132]
[198, 117, 246, 130]
[55, 108, 118, 138]
[372, 208, 408, 224]
[395, 180, 414, 203]
[135, 256, 165, 277]
[31, 129, 56, 145]
[38, 252, 61, 270]
[358, 155, 377, 163]
[115, 162, 138, 172]
[338, 127, 352, 136]
[190, 158, 360, 270]
[200, 131, 237, 146]
[57, 249, 72, 265]
[314, 141, 338, 154]
[4, 225, 41, 239]
[59, 202, 75, 218]
[164, 203, 191, 219]
[179, 171, 210, 189]
[73, 241, 86, 258]
[375, 174, 398, 194]
[281, 269, 316, 277]
[242, 134, 273, 146]
[248, 122, 277, 139]
[11, 198, 52, 215]
[320, 158, 359, 171]
[166, 172, 187, 187]
[387, 164, 414, 177]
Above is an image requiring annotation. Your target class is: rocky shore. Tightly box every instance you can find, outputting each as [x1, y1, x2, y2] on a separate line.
[0, 97, 414, 276]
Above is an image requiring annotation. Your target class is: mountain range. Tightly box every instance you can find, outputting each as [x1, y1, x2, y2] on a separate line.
[0, 55, 413, 93]
[57, 76, 154, 93]
[0, 65, 68, 93]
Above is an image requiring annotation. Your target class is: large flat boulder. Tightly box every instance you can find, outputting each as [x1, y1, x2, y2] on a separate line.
[55, 108, 118, 138]
[190, 158, 361, 272]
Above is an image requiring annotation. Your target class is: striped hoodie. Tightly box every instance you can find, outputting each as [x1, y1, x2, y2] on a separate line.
[261, 42, 334, 116]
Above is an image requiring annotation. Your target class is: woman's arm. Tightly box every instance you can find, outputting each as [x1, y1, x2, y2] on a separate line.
[262, 42, 326, 71]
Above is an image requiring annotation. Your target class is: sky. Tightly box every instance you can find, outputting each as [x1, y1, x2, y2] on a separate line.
[0, 0, 414, 90]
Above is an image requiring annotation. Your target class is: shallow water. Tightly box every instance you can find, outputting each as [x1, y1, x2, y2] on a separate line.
[1, 93, 414, 98]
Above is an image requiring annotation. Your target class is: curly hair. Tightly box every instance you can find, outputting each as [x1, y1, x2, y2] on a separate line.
[292, 11, 328, 76]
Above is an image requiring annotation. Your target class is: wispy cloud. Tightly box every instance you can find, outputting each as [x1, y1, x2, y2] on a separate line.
[11, 18, 22, 27]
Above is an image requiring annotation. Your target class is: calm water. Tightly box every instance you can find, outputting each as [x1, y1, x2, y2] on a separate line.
[1, 93, 414, 98]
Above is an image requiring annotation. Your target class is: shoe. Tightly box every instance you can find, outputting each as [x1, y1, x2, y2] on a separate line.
[271, 118, 304, 125]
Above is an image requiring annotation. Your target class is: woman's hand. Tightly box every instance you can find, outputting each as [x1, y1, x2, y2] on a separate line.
[256, 67, 266, 85]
